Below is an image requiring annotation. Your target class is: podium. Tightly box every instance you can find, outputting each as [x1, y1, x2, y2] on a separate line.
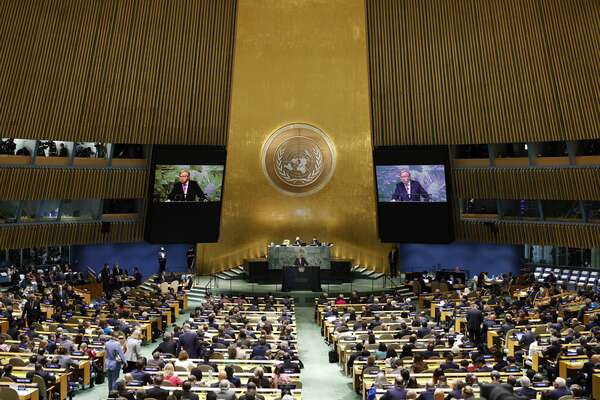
[282, 266, 321, 292]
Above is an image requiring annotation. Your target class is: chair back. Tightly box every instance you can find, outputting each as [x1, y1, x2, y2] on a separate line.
[32, 374, 47, 395]
[8, 357, 27, 367]
[0, 387, 19, 400]
[232, 364, 243, 373]
[197, 365, 213, 373]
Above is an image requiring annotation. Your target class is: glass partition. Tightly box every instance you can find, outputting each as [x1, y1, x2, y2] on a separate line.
[60, 199, 102, 221]
[0, 201, 19, 223]
[542, 200, 583, 221]
[461, 199, 498, 218]
[583, 201, 600, 222]
[499, 199, 540, 220]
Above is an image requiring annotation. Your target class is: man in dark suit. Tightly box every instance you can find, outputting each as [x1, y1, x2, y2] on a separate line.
[440, 354, 460, 371]
[22, 295, 41, 328]
[294, 253, 308, 266]
[180, 381, 200, 400]
[391, 170, 430, 202]
[388, 245, 399, 277]
[515, 377, 537, 400]
[130, 360, 153, 385]
[155, 333, 178, 356]
[178, 326, 200, 358]
[381, 377, 407, 400]
[158, 247, 167, 274]
[167, 169, 206, 202]
[186, 247, 195, 272]
[544, 377, 572, 400]
[520, 326, 537, 350]
[466, 303, 483, 344]
[144, 375, 169, 400]
[417, 382, 436, 400]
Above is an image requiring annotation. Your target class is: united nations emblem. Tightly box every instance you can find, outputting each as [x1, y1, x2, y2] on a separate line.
[262, 124, 336, 196]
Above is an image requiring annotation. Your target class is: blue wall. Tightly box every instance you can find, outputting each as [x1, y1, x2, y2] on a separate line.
[399, 242, 522, 279]
[71, 243, 190, 281]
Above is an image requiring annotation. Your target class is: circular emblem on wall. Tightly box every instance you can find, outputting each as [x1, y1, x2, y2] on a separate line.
[261, 123, 336, 196]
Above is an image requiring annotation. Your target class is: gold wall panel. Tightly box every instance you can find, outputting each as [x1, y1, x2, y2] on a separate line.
[0, 167, 147, 200]
[458, 220, 600, 249]
[0, 220, 143, 249]
[0, 0, 236, 145]
[198, 0, 389, 274]
[366, 0, 600, 145]
[454, 167, 600, 201]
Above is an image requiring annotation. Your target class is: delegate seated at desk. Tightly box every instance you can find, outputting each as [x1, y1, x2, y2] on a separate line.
[294, 255, 308, 267]
[293, 236, 303, 246]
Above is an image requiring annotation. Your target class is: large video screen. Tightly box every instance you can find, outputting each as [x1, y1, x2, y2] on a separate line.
[145, 146, 226, 244]
[376, 165, 447, 203]
[152, 165, 224, 203]
[374, 146, 454, 244]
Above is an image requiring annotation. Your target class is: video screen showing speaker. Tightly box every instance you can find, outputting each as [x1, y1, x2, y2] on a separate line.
[145, 145, 226, 244]
[376, 165, 447, 203]
[373, 146, 454, 244]
[152, 165, 224, 203]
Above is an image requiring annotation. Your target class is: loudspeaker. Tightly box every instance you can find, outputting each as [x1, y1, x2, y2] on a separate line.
[101, 221, 111, 234]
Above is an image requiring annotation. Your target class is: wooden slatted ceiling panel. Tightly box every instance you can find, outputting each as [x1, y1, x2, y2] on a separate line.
[0, 0, 237, 145]
[0, 167, 147, 200]
[366, 0, 599, 145]
[458, 220, 600, 249]
[0, 220, 143, 248]
[453, 167, 600, 201]
[541, 0, 600, 138]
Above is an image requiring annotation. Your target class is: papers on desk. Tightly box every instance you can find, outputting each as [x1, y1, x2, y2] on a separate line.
[326, 316, 337, 322]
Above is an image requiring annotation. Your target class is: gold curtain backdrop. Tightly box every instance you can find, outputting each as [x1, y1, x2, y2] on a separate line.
[198, 0, 390, 274]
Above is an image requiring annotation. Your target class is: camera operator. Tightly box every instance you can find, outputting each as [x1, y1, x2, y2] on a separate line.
[95, 142, 106, 158]
[36, 140, 49, 156]
[0, 138, 16, 155]
[58, 143, 68, 157]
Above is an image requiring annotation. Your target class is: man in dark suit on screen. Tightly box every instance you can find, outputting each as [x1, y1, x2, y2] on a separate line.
[391, 170, 430, 202]
[167, 169, 206, 202]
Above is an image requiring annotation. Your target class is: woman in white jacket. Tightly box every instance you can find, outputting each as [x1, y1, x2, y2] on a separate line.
[124, 329, 143, 372]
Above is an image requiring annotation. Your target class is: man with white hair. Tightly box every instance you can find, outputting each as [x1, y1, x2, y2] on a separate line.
[545, 377, 572, 400]
[515, 377, 537, 399]
[216, 379, 237, 400]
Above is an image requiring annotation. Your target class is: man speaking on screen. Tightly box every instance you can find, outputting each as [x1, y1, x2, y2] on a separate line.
[167, 169, 207, 201]
[391, 170, 430, 202]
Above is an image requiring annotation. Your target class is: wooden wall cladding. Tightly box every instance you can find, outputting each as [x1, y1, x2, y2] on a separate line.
[458, 220, 600, 248]
[0, 220, 143, 248]
[453, 167, 600, 201]
[366, 0, 600, 145]
[0, 167, 147, 200]
[0, 0, 237, 145]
